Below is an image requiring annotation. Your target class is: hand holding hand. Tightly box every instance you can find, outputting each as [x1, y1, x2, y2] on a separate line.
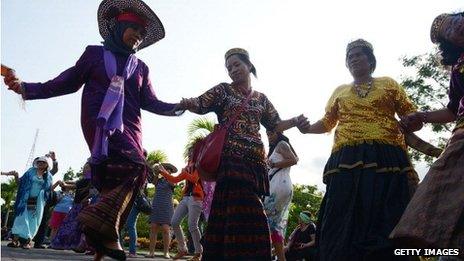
[153, 164, 167, 174]
[400, 112, 424, 132]
[179, 98, 196, 111]
[296, 114, 311, 133]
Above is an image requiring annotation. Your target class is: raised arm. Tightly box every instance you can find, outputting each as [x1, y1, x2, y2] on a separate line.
[159, 169, 185, 184]
[47, 151, 59, 175]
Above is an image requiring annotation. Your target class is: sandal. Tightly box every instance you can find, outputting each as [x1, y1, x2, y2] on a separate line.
[21, 243, 32, 249]
[172, 251, 187, 259]
[7, 241, 19, 248]
[187, 253, 202, 261]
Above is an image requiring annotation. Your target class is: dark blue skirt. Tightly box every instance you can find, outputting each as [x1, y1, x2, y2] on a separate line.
[317, 142, 415, 261]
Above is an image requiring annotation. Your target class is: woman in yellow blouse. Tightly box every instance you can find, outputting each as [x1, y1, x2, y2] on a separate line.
[298, 39, 418, 261]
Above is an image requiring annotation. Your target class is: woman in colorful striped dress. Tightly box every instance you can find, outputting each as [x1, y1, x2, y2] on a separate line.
[178, 48, 307, 260]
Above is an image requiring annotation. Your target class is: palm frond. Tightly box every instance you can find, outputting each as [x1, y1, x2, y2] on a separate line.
[146, 150, 168, 166]
[187, 117, 216, 138]
[183, 134, 207, 161]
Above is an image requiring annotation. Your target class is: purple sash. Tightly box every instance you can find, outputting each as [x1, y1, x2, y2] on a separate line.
[90, 49, 138, 163]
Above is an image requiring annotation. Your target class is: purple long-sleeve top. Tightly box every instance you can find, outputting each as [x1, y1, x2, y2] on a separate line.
[448, 54, 464, 128]
[23, 45, 178, 164]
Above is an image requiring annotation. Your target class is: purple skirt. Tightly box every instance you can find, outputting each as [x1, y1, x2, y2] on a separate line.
[50, 203, 83, 250]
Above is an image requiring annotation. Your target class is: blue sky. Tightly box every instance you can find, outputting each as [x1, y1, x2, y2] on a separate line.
[1, 0, 462, 189]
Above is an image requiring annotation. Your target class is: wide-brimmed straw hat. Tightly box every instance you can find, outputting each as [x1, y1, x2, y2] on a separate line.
[97, 0, 165, 50]
[152, 162, 178, 174]
[430, 13, 450, 43]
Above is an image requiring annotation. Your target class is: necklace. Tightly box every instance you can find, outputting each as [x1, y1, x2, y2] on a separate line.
[353, 80, 373, 98]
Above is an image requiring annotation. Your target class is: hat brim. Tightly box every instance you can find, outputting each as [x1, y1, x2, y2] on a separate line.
[98, 0, 165, 50]
[160, 163, 178, 173]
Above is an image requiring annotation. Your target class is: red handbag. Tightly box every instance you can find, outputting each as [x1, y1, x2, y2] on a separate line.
[196, 90, 254, 181]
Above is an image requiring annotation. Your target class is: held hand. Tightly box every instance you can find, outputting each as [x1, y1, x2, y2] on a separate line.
[179, 98, 196, 111]
[153, 164, 167, 174]
[3, 69, 23, 95]
[296, 115, 311, 133]
[400, 112, 424, 132]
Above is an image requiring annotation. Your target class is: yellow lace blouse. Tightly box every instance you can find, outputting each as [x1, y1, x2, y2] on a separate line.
[322, 76, 417, 152]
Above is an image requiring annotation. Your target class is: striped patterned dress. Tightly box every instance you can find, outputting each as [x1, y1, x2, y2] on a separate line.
[190, 83, 281, 260]
[150, 178, 174, 224]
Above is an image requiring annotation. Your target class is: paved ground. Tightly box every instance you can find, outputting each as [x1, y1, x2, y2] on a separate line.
[1, 241, 184, 260]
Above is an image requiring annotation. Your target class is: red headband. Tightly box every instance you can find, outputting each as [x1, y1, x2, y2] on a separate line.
[117, 12, 147, 27]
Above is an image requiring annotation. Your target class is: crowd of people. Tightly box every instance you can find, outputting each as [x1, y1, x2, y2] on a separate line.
[1, 0, 463, 260]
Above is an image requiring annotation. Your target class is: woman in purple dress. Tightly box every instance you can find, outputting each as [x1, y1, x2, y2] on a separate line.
[50, 163, 92, 251]
[391, 12, 464, 255]
[3, 1, 178, 260]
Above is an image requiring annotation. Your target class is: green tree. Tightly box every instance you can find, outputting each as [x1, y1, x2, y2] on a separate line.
[1, 179, 17, 209]
[286, 184, 323, 237]
[400, 50, 452, 164]
[1, 178, 18, 227]
[63, 167, 78, 181]
[146, 150, 169, 167]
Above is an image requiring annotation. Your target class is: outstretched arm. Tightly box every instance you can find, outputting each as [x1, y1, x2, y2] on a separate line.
[52, 180, 63, 190]
[1, 171, 19, 183]
[298, 119, 328, 134]
[177, 84, 227, 115]
[4, 46, 96, 100]
[140, 66, 180, 116]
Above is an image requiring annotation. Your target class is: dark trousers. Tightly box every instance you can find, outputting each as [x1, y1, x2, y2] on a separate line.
[33, 198, 55, 246]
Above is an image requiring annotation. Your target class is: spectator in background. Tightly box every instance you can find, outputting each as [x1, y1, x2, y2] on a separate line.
[264, 130, 298, 261]
[146, 163, 178, 259]
[122, 150, 155, 258]
[49, 186, 75, 241]
[284, 211, 316, 261]
[33, 151, 59, 249]
[50, 162, 92, 251]
[157, 145, 204, 261]
[6, 156, 60, 249]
